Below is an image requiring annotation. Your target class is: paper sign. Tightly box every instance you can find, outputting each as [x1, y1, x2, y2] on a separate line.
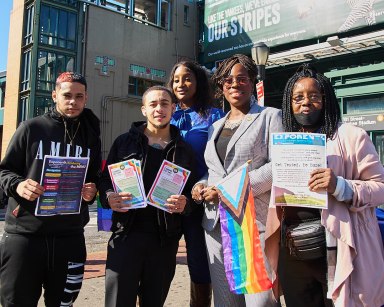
[36, 156, 89, 216]
[271, 132, 328, 209]
[146, 160, 190, 212]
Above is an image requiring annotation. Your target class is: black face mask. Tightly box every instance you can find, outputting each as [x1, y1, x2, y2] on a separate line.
[293, 109, 323, 127]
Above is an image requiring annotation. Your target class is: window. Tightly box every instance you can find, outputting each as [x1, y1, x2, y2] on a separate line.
[161, 0, 172, 30]
[35, 96, 54, 117]
[0, 78, 5, 108]
[20, 95, 29, 122]
[101, 0, 129, 13]
[50, 0, 78, 7]
[183, 5, 189, 25]
[24, 4, 34, 46]
[344, 94, 384, 114]
[134, 0, 157, 24]
[40, 5, 77, 50]
[21, 49, 32, 91]
[83, 0, 172, 29]
[374, 133, 384, 165]
[37, 50, 75, 92]
[128, 77, 163, 96]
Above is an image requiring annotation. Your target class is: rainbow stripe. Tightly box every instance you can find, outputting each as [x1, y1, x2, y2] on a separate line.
[218, 169, 272, 294]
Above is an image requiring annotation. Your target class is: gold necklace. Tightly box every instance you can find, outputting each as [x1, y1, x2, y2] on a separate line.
[64, 121, 81, 146]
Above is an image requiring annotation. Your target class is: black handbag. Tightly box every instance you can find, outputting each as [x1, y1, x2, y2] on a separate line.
[284, 219, 326, 261]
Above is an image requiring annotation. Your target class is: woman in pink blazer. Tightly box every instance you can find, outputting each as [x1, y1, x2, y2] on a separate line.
[265, 64, 384, 307]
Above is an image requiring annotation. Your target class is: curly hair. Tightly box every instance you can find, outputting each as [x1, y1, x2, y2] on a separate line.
[167, 61, 214, 116]
[282, 64, 341, 140]
[211, 54, 257, 100]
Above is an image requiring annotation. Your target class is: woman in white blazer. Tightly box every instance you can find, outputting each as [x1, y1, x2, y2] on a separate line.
[192, 54, 283, 306]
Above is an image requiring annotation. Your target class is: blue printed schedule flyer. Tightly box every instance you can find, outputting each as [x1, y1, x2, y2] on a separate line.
[35, 156, 89, 216]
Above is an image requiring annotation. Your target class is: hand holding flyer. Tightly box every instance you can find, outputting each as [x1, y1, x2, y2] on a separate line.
[271, 132, 328, 209]
[108, 159, 147, 209]
[146, 160, 190, 212]
[36, 156, 89, 216]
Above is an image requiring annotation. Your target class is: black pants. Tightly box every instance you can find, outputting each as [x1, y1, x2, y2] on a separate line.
[182, 208, 211, 284]
[0, 232, 86, 307]
[278, 245, 333, 307]
[105, 231, 179, 307]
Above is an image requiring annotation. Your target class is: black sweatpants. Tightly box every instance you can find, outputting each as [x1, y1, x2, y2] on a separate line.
[0, 232, 86, 307]
[181, 208, 211, 284]
[105, 231, 179, 307]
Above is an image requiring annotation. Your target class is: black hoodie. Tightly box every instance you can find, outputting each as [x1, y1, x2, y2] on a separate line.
[99, 121, 197, 242]
[0, 108, 102, 235]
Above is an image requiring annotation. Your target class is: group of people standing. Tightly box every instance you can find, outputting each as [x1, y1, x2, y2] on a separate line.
[0, 53, 383, 307]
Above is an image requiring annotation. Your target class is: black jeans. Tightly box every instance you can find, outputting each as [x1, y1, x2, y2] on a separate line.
[105, 231, 179, 307]
[278, 245, 333, 307]
[182, 208, 211, 284]
[0, 232, 86, 307]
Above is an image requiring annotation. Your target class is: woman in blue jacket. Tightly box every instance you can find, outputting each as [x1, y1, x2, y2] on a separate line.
[168, 61, 225, 307]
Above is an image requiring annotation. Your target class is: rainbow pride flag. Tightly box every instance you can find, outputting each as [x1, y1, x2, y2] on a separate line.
[216, 162, 272, 294]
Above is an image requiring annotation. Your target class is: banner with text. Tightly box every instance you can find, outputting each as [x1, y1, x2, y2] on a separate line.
[204, 0, 384, 62]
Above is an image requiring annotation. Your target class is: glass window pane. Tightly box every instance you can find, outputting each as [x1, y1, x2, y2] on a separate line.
[66, 57, 75, 72]
[40, 6, 49, 44]
[345, 94, 384, 114]
[68, 13, 76, 41]
[22, 50, 31, 91]
[35, 96, 53, 117]
[25, 5, 34, 45]
[40, 5, 77, 50]
[375, 133, 384, 164]
[134, 0, 157, 24]
[20, 96, 29, 122]
[128, 76, 163, 96]
[51, 8, 58, 45]
[161, 0, 171, 29]
[37, 51, 47, 90]
[184, 5, 189, 25]
[37, 50, 75, 92]
[58, 10, 67, 48]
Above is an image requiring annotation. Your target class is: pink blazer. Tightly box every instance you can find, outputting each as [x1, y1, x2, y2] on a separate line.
[265, 123, 384, 307]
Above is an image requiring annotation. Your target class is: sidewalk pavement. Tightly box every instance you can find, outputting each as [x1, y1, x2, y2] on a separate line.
[73, 240, 191, 307]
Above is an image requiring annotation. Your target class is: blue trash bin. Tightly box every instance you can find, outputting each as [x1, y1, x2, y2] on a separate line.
[376, 208, 384, 245]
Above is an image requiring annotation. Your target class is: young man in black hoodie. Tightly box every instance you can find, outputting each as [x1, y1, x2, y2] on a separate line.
[0, 72, 101, 306]
[99, 85, 196, 307]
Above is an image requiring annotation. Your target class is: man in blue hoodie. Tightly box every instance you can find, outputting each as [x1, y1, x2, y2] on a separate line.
[0, 72, 101, 306]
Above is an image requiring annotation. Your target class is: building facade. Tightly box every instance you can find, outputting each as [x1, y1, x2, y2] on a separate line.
[3, 0, 199, 158]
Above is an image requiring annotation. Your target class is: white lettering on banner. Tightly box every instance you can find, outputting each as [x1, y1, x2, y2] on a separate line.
[207, 2, 281, 43]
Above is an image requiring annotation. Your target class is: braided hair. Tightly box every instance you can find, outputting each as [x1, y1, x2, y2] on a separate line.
[282, 64, 341, 140]
[167, 61, 214, 116]
[211, 54, 257, 100]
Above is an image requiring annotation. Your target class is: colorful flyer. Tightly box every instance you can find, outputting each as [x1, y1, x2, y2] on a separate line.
[35, 156, 89, 216]
[271, 132, 328, 209]
[107, 159, 147, 209]
[147, 160, 191, 212]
